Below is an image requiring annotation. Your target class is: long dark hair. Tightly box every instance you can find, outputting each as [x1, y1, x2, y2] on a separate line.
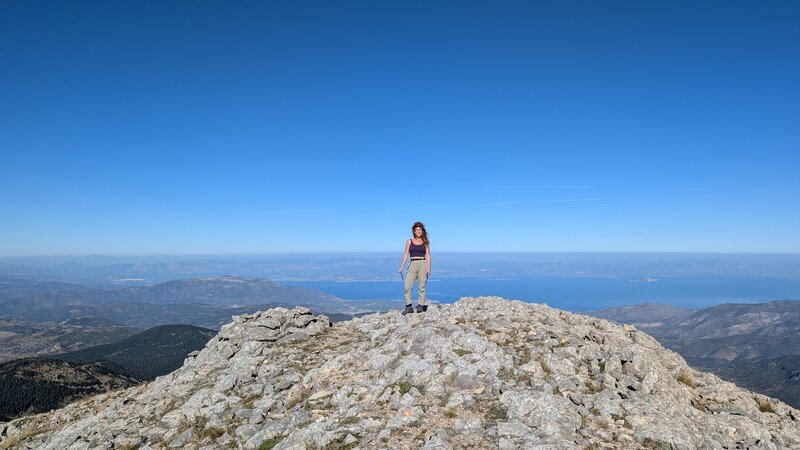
[412, 222, 429, 246]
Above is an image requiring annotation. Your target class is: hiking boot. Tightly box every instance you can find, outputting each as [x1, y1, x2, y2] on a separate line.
[416, 304, 427, 313]
[402, 304, 414, 315]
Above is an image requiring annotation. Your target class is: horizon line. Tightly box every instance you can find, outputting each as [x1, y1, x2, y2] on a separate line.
[2, 250, 800, 259]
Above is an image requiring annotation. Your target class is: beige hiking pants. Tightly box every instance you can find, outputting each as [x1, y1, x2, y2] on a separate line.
[404, 259, 428, 305]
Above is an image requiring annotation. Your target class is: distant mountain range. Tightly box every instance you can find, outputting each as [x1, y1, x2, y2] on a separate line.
[0, 276, 391, 364]
[0, 275, 350, 311]
[592, 300, 800, 362]
[3, 253, 799, 285]
[593, 300, 800, 408]
[0, 276, 96, 302]
[0, 324, 215, 422]
[588, 302, 695, 326]
[0, 276, 389, 329]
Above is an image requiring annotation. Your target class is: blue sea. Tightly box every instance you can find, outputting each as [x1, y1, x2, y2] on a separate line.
[283, 275, 800, 311]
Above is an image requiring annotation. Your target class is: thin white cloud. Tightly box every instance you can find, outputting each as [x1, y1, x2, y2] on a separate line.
[488, 185, 594, 189]
[663, 187, 715, 191]
[222, 195, 627, 216]
[384, 204, 455, 211]
[475, 197, 632, 207]
[214, 208, 338, 215]
[253, 208, 339, 214]
[386, 197, 630, 211]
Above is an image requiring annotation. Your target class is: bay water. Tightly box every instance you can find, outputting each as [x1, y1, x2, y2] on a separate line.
[283, 275, 800, 311]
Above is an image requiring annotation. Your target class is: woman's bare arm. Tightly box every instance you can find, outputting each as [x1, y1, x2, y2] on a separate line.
[425, 244, 431, 276]
[398, 239, 411, 273]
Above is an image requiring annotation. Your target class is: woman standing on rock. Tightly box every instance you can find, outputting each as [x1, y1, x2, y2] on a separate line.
[398, 221, 431, 315]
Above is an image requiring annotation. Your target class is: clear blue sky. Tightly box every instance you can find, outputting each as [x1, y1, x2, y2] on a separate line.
[2, 1, 798, 255]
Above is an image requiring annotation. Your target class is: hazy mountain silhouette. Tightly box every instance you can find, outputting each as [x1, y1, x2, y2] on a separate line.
[0, 276, 377, 331]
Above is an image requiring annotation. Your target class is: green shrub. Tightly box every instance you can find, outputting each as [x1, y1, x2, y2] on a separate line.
[586, 382, 603, 393]
[324, 433, 359, 450]
[115, 445, 139, 450]
[398, 381, 412, 395]
[641, 437, 676, 450]
[259, 437, 283, 450]
[757, 399, 776, 413]
[676, 370, 693, 387]
[539, 357, 552, 374]
[486, 404, 506, 421]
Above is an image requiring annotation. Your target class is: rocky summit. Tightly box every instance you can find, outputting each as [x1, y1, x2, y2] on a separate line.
[2, 297, 800, 450]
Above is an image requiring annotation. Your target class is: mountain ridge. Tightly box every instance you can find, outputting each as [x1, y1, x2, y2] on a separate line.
[593, 300, 800, 359]
[0, 276, 384, 331]
[3, 297, 798, 449]
[48, 324, 217, 380]
[714, 355, 800, 409]
[0, 358, 140, 422]
[0, 318, 140, 364]
[0, 276, 350, 313]
[589, 302, 695, 326]
[593, 300, 800, 409]
[0, 324, 217, 423]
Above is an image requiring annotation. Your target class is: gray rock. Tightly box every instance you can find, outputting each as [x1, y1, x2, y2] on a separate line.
[168, 428, 193, 448]
[277, 331, 310, 345]
[502, 390, 582, 440]
[421, 434, 453, 450]
[243, 327, 280, 342]
[261, 317, 281, 329]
